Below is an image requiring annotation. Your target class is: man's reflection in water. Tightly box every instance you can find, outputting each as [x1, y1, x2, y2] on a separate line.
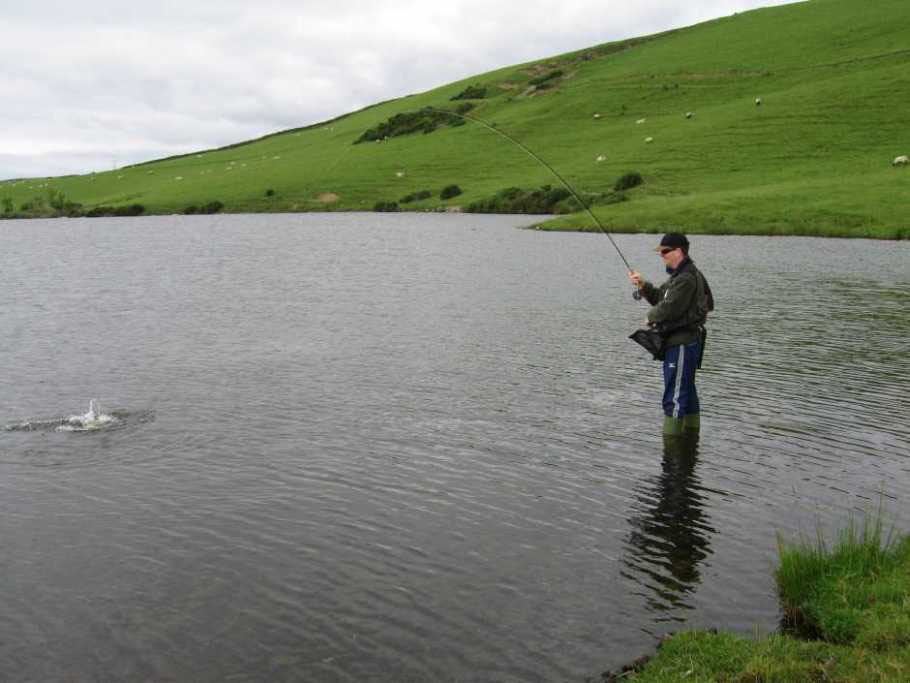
[621, 433, 717, 623]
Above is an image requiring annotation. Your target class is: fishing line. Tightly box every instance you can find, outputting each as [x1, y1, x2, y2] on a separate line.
[429, 107, 636, 274]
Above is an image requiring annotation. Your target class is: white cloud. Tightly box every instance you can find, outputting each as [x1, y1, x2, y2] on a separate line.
[0, 0, 800, 179]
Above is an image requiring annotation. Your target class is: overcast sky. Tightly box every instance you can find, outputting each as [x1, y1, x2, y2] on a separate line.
[1, 0, 798, 180]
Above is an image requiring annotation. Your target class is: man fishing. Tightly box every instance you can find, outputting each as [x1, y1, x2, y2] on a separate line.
[628, 233, 714, 436]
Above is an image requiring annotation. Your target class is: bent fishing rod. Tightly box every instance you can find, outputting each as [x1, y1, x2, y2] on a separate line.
[428, 107, 637, 281]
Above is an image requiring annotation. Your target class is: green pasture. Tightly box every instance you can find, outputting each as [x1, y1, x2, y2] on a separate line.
[2, 0, 908, 237]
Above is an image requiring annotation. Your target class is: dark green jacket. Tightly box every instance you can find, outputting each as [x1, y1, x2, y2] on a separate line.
[640, 258, 714, 346]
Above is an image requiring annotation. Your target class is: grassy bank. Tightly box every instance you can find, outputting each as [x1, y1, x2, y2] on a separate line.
[1, 0, 909, 238]
[608, 515, 910, 682]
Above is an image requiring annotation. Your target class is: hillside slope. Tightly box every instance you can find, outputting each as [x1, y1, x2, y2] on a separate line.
[2, 0, 908, 237]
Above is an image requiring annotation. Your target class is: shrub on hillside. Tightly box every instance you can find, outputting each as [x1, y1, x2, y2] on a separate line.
[614, 172, 643, 191]
[355, 107, 463, 144]
[440, 185, 463, 200]
[528, 70, 563, 87]
[374, 201, 399, 212]
[466, 185, 571, 214]
[451, 85, 487, 101]
[200, 201, 224, 214]
[265, 189, 275, 197]
[400, 189, 433, 204]
[117, 204, 145, 216]
[182, 205, 198, 215]
[85, 204, 145, 217]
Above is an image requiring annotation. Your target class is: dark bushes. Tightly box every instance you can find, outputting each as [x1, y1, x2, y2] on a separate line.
[400, 190, 433, 204]
[466, 185, 572, 214]
[440, 185, 463, 200]
[451, 85, 487, 100]
[265, 189, 275, 197]
[183, 201, 224, 215]
[355, 107, 463, 144]
[17, 189, 84, 217]
[614, 172, 643, 191]
[529, 70, 563, 87]
[85, 204, 145, 217]
[373, 201, 399, 212]
[201, 200, 224, 214]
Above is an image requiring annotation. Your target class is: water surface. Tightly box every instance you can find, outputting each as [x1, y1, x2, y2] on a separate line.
[1, 213, 908, 682]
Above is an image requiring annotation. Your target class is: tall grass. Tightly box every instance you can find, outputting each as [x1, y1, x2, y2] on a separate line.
[627, 512, 910, 682]
[776, 509, 910, 648]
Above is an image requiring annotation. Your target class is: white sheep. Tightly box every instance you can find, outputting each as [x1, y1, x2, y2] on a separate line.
[685, 112, 694, 119]
[893, 155, 909, 166]
[755, 97, 762, 106]
[636, 118, 646, 124]
[596, 155, 606, 162]
[645, 137, 654, 143]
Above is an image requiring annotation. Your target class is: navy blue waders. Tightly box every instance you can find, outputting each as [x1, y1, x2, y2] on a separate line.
[662, 340, 701, 435]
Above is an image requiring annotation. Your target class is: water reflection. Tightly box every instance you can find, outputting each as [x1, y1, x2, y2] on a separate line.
[621, 434, 717, 623]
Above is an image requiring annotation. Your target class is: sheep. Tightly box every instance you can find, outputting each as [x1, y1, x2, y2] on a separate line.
[893, 155, 909, 166]
[596, 155, 606, 162]
[636, 118, 646, 124]
[755, 97, 762, 106]
[645, 137, 654, 143]
[593, 113, 601, 119]
[685, 112, 694, 119]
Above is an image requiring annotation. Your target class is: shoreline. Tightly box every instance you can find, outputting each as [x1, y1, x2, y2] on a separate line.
[595, 521, 910, 682]
[1, 208, 907, 240]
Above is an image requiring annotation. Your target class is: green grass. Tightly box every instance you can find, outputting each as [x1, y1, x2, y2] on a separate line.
[617, 513, 910, 682]
[2, 0, 909, 238]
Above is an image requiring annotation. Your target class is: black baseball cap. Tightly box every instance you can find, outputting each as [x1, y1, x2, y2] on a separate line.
[655, 233, 689, 253]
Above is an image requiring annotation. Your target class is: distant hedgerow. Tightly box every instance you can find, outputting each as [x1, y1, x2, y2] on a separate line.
[85, 204, 145, 217]
[374, 201, 399, 212]
[184, 201, 223, 215]
[466, 185, 571, 214]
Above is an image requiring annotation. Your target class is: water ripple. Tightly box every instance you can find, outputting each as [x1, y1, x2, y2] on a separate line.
[0, 219, 908, 681]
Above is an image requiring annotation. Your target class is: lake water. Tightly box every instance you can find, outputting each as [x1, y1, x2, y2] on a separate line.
[1, 213, 908, 682]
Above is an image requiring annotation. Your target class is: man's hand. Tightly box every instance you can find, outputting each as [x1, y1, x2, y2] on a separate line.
[628, 270, 644, 288]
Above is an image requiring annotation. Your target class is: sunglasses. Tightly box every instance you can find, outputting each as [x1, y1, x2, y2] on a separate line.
[659, 247, 676, 255]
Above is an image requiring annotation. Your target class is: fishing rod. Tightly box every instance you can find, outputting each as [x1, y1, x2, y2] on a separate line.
[428, 107, 636, 277]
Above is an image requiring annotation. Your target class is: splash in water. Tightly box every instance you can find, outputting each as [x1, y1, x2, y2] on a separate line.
[3, 400, 121, 433]
[57, 400, 116, 432]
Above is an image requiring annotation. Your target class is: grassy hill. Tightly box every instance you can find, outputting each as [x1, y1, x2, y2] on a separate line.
[2, 0, 909, 238]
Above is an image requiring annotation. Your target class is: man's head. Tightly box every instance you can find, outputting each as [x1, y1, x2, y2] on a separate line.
[655, 232, 689, 269]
